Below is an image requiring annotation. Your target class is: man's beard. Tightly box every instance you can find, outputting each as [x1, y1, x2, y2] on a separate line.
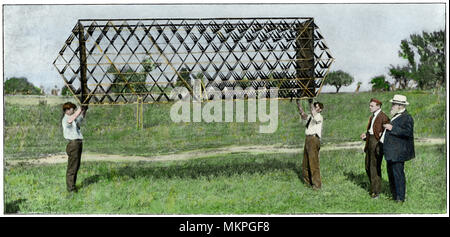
[390, 107, 400, 116]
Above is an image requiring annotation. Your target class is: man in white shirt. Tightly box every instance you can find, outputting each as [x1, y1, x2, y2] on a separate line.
[62, 102, 88, 193]
[297, 99, 324, 190]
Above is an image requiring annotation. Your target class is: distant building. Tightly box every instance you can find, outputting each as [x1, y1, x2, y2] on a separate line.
[51, 85, 60, 95]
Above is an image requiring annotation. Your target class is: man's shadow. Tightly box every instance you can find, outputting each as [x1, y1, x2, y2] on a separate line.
[81, 174, 102, 188]
[81, 158, 303, 188]
[344, 171, 391, 196]
[5, 198, 27, 214]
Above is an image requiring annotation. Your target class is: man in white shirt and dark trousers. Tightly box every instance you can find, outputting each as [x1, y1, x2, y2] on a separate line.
[297, 99, 324, 190]
[62, 102, 88, 193]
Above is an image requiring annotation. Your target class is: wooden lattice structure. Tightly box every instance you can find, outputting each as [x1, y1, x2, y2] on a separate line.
[53, 17, 334, 105]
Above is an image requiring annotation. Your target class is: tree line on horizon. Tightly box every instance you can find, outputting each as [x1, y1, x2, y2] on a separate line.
[325, 29, 445, 93]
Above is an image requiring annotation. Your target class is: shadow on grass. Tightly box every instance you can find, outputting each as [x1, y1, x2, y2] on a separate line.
[5, 198, 27, 214]
[81, 158, 303, 188]
[344, 171, 391, 196]
[81, 174, 102, 188]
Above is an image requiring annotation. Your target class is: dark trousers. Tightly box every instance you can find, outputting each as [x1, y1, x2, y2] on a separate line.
[386, 160, 406, 201]
[365, 135, 383, 195]
[66, 139, 83, 192]
[302, 135, 321, 189]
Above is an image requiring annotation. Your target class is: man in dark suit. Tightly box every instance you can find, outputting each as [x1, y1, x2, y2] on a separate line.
[360, 98, 390, 199]
[381, 95, 415, 203]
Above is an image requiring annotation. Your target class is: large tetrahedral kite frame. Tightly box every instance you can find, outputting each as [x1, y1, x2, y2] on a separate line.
[53, 17, 334, 106]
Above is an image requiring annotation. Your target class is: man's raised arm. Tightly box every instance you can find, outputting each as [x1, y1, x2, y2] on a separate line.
[67, 107, 83, 124]
[309, 99, 318, 117]
[296, 99, 308, 120]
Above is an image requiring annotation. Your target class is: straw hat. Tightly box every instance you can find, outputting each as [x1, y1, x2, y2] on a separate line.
[389, 94, 409, 105]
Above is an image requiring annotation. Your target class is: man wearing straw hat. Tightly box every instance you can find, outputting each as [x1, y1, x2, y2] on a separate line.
[381, 94, 415, 203]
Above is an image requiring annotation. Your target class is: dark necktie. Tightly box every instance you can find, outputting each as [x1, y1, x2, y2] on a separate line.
[305, 116, 312, 128]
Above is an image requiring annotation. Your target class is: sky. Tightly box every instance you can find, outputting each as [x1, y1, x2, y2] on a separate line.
[1, 2, 446, 93]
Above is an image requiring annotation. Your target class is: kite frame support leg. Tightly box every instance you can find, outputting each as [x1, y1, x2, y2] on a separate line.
[136, 96, 144, 129]
[78, 21, 88, 105]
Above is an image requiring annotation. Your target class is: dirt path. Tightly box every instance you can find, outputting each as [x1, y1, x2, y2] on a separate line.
[5, 138, 445, 166]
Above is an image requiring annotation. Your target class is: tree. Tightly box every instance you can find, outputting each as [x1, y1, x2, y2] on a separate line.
[4, 77, 43, 95]
[176, 67, 191, 89]
[108, 58, 156, 94]
[411, 30, 445, 89]
[392, 30, 445, 90]
[61, 85, 71, 96]
[370, 75, 390, 92]
[141, 58, 156, 73]
[388, 64, 411, 90]
[324, 70, 354, 93]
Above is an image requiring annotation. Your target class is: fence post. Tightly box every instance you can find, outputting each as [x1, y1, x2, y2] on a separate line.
[136, 96, 144, 129]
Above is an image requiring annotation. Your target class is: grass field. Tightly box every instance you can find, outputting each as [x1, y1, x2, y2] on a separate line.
[3, 90, 447, 214]
[3, 90, 446, 159]
[4, 144, 446, 214]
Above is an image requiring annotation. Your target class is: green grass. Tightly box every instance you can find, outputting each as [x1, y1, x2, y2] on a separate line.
[3, 90, 446, 159]
[3, 90, 447, 214]
[4, 144, 446, 214]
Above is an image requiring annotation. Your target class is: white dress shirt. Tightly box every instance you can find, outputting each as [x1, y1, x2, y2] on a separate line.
[62, 114, 84, 140]
[304, 113, 323, 138]
[368, 109, 381, 135]
[380, 108, 405, 143]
